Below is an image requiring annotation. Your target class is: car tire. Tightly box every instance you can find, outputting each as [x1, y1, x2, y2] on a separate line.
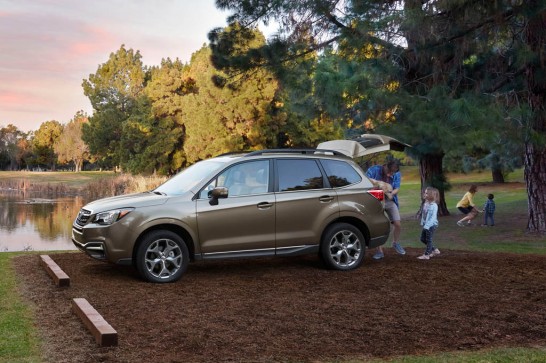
[135, 230, 189, 283]
[320, 223, 365, 270]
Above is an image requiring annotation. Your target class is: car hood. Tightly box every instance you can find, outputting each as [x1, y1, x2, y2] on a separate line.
[83, 191, 172, 213]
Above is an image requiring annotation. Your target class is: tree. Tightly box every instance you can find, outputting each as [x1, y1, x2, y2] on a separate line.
[522, 1, 546, 232]
[211, 25, 344, 148]
[82, 45, 147, 170]
[0, 124, 25, 170]
[15, 136, 31, 170]
[181, 35, 279, 164]
[31, 120, 63, 170]
[268, 51, 345, 147]
[210, 0, 546, 231]
[54, 111, 90, 172]
[141, 58, 198, 174]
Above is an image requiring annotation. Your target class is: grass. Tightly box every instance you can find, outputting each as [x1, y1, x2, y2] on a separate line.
[0, 253, 41, 363]
[0, 171, 166, 199]
[362, 347, 546, 363]
[0, 170, 117, 189]
[395, 167, 546, 255]
[1, 168, 545, 362]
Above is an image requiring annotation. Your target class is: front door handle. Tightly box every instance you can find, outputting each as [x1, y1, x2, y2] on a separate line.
[319, 195, 334, 203]
[257, 202, 273, 209]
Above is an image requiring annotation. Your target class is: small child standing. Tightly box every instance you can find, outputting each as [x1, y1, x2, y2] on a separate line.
[482, 193, 496, 226]
[418, 187, 440, 260]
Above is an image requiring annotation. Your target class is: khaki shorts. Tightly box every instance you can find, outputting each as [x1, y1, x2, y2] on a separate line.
[384, 200, 401, 222]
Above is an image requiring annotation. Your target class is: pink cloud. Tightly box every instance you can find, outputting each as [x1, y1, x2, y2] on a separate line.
[0, 89, 49, 109]
[0, 0, 229, 131]
[67, 25, 118, 57]
[0, 91, 27, 106]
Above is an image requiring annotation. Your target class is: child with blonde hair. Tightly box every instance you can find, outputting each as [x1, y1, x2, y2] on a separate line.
[418, 187, 440, 260]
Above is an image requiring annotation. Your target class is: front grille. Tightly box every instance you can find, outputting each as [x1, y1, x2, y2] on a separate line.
[75, 209, 92, 226]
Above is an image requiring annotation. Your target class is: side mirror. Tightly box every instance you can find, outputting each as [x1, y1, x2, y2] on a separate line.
[209, 187, 229, 206]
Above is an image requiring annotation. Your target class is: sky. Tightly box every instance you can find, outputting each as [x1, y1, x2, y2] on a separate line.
[0, 0, 235, 132]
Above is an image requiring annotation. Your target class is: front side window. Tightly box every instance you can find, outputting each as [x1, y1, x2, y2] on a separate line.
[277, 159, 324, 191]
[200, 160, 270, 198]
[320, 159, 362, 187]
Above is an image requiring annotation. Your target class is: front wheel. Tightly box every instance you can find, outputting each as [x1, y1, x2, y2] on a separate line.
[320, 223, 365, 270]
[135, 230, 189, 283]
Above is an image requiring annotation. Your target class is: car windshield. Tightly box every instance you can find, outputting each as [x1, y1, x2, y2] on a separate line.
[154, 159, 226, 196]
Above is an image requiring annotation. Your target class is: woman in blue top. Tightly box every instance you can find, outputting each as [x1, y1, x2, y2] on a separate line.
[418, 187, 441, 260]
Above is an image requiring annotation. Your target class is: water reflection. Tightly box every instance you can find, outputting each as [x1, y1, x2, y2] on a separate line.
[0, 190, 85, 252]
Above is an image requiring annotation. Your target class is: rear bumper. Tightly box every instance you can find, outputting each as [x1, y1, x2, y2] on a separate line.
[368, 234, 389, 249]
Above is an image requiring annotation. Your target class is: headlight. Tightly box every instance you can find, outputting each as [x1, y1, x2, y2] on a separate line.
[93, 208, 134, 225]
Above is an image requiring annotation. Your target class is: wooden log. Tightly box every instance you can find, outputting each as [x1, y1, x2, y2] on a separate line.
[39, 255, 70, 287]
[72, 298, 118, 347]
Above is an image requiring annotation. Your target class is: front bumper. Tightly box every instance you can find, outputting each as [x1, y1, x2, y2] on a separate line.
[72, 226, 107, 260]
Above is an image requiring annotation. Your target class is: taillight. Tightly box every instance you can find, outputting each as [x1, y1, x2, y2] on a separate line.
[368, 189, 384, 201]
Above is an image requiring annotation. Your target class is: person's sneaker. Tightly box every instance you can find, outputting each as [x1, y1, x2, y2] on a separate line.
[392, 242, 406, 255]
[457, 221, 465, 227]
[430, 248, 441, 257]
[372, 251, 384, 260]
[417, 254, 430, 260]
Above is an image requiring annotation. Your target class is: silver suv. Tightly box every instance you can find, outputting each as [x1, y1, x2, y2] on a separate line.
[73, 149, 390, 283]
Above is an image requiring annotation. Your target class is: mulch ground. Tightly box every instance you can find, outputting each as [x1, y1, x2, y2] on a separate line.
[13, 249, 546, 362]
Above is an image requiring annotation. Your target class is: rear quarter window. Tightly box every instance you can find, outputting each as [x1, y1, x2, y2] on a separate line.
[320, 159, 362, 187]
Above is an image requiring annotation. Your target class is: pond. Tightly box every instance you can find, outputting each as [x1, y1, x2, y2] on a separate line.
[0, 190, 85, 252]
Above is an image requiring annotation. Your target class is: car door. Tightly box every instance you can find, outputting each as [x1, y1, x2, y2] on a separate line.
[195, 160, 276, 257]
[274, 158, 339, 253]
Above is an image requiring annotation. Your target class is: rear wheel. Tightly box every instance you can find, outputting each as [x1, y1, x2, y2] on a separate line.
[320, 223, 365, 270]
[135, 230, 189, 283]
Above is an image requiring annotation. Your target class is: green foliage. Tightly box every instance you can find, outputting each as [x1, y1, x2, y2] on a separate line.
[54, 111, 90, 172]
[0, 124, 27, 170]
[209, 1, 546, 221]
[181, 40, 280, 163]
[119, 95, 186, 175]
[82, 45, 147, 169]
[29, 120, 63, 170]
[144, 59, 197, 173]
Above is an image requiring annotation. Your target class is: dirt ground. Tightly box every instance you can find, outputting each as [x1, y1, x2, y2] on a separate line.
[13, 248, 546, 363]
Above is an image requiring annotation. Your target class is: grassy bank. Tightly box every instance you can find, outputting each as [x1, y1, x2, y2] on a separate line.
[1, 168, 545, 362]
[0, 171, 116, 189]
[0, 171, 167, 199]
[0, 253, 40, 363]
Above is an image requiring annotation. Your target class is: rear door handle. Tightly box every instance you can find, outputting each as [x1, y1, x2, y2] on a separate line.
[319, 195, 334, 203]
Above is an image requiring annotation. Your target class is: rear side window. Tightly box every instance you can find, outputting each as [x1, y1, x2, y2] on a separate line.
[320, 159, 362, 187]
[277, 159, 324, 191]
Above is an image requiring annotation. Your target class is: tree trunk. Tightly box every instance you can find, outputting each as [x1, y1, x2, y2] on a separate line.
[419, 153, 450, 216]
[524, 143, 546, 233]
[491, 168, 505, 183]
[524, 3, 546, 233]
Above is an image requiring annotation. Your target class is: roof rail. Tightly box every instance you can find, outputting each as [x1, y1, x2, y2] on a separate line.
[215, 151, 245, 157]
[244, 149, 347, 157]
